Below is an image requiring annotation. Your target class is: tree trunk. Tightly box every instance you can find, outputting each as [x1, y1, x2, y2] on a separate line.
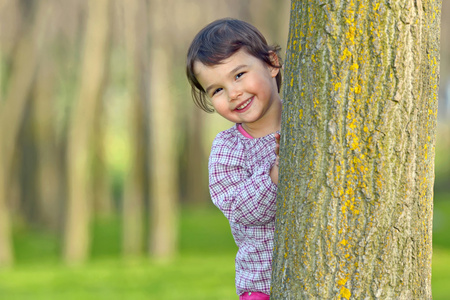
[271, 1, 441, 299]
[148, 0, 179, 260]
[92, 112, 114, 218]
[33, 55, 62, 230]
[121, 0, 149, 257]
[184, 107, 208, 204]
[63, 0, 110, 264]
[0, 0, 52, 267]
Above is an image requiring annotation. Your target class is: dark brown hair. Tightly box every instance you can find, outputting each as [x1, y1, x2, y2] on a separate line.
[186, 18, 282, 113]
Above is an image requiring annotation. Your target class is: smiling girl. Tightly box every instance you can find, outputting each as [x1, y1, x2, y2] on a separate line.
[186, 18, 282, 300]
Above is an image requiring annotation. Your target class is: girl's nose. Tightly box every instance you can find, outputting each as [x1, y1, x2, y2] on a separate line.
[229, 87, 242, 101]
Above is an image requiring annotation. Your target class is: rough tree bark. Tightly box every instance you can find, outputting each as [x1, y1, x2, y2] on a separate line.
[271, 1, 441, 299]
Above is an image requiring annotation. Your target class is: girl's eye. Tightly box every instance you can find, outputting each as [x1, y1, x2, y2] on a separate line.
[235, 72, 245, 80]
[212, 88, 222, 96]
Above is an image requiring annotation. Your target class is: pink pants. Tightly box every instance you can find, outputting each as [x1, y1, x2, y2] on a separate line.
[239, 292, 270, 300]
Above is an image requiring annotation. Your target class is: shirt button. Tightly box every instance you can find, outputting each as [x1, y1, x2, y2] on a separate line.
[248, 292, 252, 296]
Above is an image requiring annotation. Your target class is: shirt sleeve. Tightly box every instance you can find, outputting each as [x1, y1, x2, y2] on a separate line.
[208, 136, 277, 226]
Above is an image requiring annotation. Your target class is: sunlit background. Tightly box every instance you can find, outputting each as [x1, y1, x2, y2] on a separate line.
[0, 0, 449, 299]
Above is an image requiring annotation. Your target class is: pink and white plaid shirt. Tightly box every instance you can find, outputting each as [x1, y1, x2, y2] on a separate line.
[209, 124, 278, 296]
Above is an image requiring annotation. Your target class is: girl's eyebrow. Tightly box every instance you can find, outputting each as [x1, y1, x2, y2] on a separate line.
[205, 64, 248, 95]
[205, 84, 218, 95]
[229, 64, 247, 76]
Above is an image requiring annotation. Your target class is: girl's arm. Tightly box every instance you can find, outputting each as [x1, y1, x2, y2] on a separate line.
[209, 138, 277, 226]
[269, 162, 279, 185]
[269, 133, 280, 185]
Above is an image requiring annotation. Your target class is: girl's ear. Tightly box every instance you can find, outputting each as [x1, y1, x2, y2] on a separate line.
[268, 51, 281, 78]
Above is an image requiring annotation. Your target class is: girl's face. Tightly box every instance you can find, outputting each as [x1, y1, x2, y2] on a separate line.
[194, 49, 281, 137]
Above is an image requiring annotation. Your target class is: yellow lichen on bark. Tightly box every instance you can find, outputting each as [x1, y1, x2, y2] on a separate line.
[271, 0, 441, 299]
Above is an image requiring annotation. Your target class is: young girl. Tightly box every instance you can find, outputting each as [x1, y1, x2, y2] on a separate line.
[186, 18, 282, 300]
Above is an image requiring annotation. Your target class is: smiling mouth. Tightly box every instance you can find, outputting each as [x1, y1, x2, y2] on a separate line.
[235, 98, 253, 111]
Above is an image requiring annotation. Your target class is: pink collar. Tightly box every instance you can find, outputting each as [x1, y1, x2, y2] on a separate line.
[236, 123, 253, 139]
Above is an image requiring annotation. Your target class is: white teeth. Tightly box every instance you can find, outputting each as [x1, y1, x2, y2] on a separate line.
[237, 98, 252, 110]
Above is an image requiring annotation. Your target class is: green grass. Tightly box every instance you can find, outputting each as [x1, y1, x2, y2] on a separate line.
[433, 248, 450, 300]
[0, 254, 236, 300]
[2, 205, 238, 300]
[433, 192, 450, 249]
[179, 205, 238, 255]
[0, 196, 449, 299]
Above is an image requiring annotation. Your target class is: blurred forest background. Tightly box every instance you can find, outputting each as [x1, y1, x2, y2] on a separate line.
[0, 0, 449, 299]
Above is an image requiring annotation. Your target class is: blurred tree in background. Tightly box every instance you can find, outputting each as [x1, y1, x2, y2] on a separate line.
[0, 0, 448, 271]
[0, 0, 290, 266]
[64, 0, 111, 265]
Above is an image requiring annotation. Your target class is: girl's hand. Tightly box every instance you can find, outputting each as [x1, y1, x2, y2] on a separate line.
[274, 133, 280, 164]
[270, 133, 280, 185]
